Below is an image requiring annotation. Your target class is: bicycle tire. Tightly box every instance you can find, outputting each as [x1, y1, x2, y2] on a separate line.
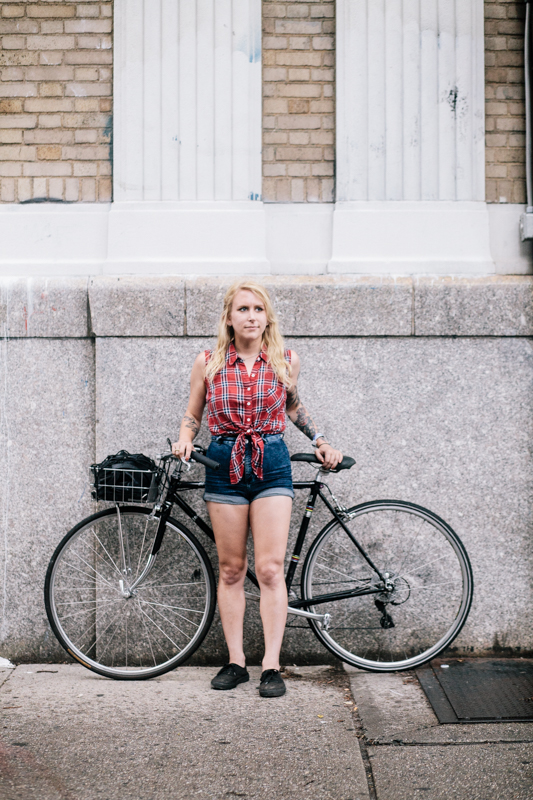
[44, 507, 216, 680]
[301, 500, 473, 672]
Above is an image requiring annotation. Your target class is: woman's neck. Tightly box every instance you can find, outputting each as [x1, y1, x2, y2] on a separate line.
[233, 335, 263, 358]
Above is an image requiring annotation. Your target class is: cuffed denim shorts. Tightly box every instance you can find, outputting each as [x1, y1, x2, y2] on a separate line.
[203, 433, 294, 505]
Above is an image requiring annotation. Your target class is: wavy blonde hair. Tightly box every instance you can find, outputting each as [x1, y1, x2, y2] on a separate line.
[205, 280, 291, 386]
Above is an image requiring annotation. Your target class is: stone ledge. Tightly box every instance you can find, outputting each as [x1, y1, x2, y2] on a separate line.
[0, 278, 89, 338]
[414, 276, 533, 336]
[2, 275, 533, 338]
[88, 276, 185, 337]
[186, 276, 413, 337]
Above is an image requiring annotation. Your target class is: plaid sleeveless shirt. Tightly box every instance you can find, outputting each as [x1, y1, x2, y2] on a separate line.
[205, 342, 291, 484]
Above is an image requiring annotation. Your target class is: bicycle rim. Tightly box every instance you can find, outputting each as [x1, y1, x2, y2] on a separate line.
[301, 501, 473, 672]
[45, 507, 216, 679]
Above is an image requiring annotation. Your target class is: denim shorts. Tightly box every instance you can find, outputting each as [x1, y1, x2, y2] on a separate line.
[203, 433, 294, 505]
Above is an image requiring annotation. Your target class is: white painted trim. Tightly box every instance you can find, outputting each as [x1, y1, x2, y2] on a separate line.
[1, 201, 522, 277]
[0, 202, 268, 276]
[106, 201, 268, 273]
[487, 204, 533, 275]
[265, 204, 334, 275]
[328, 201, 495, 275]
[0, 204, 109, 276]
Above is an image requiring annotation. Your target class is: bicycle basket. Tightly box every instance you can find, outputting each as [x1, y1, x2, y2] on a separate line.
[91, 450, 161, 504]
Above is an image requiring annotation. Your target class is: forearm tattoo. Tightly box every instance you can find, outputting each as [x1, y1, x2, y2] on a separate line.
[183, 414, 199, 438]
[293, 405, 318, 441]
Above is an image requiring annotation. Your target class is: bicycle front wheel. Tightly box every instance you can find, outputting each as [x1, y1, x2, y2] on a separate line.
[45, 507, 216, 680]
[301, 500, 473, 672]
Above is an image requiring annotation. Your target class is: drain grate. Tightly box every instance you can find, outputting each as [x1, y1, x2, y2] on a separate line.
[416, 659, 533, 724]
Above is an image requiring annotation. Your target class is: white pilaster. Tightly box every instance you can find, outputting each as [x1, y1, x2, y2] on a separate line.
[114, 0, 261, 202]
[331, 0, 491, 273]
[110, 0, 265, 272]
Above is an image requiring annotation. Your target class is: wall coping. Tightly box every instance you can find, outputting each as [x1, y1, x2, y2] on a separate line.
[1, 275, 532, 338]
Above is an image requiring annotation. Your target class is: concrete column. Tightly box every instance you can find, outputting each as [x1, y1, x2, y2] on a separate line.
[330, 0, 493, 274]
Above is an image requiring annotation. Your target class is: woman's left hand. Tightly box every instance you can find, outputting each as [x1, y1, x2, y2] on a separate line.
[315, 443, 343, 470]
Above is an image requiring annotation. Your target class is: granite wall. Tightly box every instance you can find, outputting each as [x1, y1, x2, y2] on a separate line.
[1, 275, 533, 664]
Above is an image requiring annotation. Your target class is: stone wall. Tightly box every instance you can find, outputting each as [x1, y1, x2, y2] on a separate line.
[0, 0, 112, 203]
[262, 0, 335, 202]
[1, 276, 533, 664]
[485, 0, 527, 205]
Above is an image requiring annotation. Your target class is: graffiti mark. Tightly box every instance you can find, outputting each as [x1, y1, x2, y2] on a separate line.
[447, 86, 459, 116]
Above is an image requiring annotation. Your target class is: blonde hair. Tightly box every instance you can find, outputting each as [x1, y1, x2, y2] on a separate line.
[205, 280, 291, 386]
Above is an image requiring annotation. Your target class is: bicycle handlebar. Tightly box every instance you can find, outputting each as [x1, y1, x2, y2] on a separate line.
[159, 449, 220, 471]
[189, 450, 220, 471]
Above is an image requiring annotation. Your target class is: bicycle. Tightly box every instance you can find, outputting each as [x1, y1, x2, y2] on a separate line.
[44, 444, 474, 680]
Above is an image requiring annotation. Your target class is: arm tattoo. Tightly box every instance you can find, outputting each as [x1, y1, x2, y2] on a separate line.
[286, 385, 300, 410]
[183, 414, 199, 438]
[293, 405, 318, 441]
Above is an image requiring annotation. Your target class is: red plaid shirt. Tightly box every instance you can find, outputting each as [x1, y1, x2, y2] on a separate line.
[205, 343, 290, 484]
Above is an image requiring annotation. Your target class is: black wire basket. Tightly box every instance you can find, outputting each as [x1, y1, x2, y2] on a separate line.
[91, 451, 162, 504]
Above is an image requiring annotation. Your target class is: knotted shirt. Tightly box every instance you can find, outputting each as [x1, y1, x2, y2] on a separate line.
[205, 343, 290, 484]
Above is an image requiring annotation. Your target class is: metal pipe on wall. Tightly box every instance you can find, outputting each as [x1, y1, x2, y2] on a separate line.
[520, 0, 533, 237]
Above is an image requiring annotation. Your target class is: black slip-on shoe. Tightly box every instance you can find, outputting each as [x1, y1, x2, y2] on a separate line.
[259, 668, 286, 698]
[211, 663, 249, 690]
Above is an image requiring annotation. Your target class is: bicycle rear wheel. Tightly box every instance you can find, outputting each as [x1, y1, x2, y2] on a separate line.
[45, 507, 216, 680]
[301, 500, 473, 672]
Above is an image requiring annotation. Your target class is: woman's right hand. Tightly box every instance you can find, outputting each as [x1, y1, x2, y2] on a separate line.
[171, 440, 195, 461]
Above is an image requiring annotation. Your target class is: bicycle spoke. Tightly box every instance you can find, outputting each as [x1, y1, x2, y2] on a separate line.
[139, 599, 205, 616]
[84, 529, 123, 579]
[61, 557, 121, 594]
[137, 599, 200, 639]
[56, 599, 117, 623]
[94, 605, 129, 662]
[135, 604, 182, 651]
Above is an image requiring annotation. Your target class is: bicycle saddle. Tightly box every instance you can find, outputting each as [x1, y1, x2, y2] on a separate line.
[290, 453, 355, 472]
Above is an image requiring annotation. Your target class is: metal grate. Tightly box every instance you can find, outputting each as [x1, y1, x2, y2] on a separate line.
[417, 659, 533, 724]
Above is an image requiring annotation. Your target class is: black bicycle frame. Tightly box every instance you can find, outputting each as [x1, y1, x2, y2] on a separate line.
[155, 471, 385, 608]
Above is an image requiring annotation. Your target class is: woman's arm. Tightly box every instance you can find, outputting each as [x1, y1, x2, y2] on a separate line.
[172, 352, 207, 461]
[286, 351, 343, 470]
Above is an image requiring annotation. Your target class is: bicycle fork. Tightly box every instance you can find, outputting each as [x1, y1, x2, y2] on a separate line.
[117, 502, 171, 597]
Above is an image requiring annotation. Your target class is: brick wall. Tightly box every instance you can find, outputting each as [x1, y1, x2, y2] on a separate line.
[485, 0, 526, 204]
[0, 1, 527, 207]
[0, 0, 112, 203]
[262, 1, 334, 202]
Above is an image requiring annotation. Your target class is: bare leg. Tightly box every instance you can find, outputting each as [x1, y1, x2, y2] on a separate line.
[206, 502, 250, 667]
[249, 495, 292, 671]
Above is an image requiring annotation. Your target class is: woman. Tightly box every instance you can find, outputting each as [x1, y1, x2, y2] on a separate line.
[172, 280, 342, 697]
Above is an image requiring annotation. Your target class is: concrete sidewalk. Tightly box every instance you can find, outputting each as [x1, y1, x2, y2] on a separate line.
[0, 663, 368, 800]
[347, 667, 533, 800]
[1, 662, 532, 800]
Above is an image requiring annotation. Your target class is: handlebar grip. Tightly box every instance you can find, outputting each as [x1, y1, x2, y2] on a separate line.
[190, 450, 220, 471]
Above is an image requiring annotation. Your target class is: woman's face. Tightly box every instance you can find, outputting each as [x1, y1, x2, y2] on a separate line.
[227, 290, 268, 344]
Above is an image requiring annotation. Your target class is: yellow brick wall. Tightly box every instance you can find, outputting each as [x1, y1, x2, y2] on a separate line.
[0, 0, 112, 203]
[262, 0, 334, 202]
[485, 0, 526, 204]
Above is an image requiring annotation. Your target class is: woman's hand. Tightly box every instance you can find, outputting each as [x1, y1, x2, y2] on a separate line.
[171, 440, 195, 461]
[315, 443, 343, 470]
